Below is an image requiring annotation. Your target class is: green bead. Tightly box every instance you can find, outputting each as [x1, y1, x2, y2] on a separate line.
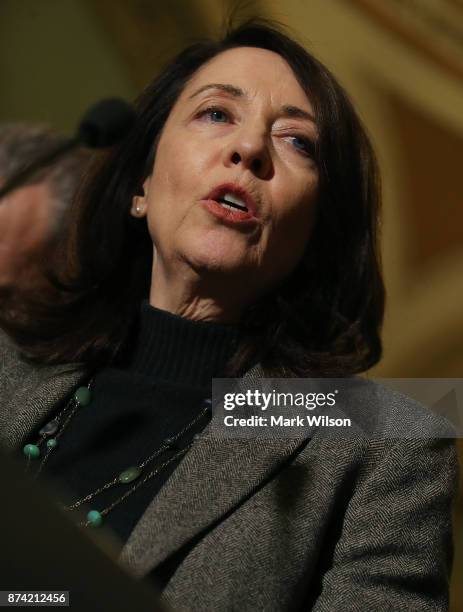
[46, 438, 58, 449]
[118, 466, 142, 484]
[23, 444, 40, 459]
[87, 510, 103, 527]
[74, 386, 91, 406]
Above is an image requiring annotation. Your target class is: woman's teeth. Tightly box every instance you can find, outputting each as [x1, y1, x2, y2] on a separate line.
[219, 202, 239, 211]
[217, 196, 248, 211]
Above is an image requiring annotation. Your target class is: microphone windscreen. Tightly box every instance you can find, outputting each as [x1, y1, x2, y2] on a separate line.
[77, 98, 136, 148]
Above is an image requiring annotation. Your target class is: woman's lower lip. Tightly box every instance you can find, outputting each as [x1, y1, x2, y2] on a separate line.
[201, 199, 258, 225]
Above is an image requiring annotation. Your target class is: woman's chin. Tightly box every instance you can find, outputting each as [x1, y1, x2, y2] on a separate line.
[181, 247, 249, 277]
[180, 233, 250, 271]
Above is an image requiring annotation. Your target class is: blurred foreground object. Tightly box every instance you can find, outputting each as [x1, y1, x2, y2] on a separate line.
[0, 447, 169, 611]
[0, 123, 89, 291]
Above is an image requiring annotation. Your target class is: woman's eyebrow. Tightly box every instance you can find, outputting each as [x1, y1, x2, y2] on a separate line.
[280, 105, 316, 125]
[188, 83, 317, 125]
[189, 83, 244, 100]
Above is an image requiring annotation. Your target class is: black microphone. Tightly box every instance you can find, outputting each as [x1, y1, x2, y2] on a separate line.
[0, 98, 136, 200]
[77, 98, 136, 148]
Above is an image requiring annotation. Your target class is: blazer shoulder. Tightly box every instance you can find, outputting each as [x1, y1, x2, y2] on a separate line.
[0, 329, 40, 406]
[0, 329, 84, 405]
[0, 327, 17, 356]
[343, 376, 457, 438]
[0, 328, 32, 377]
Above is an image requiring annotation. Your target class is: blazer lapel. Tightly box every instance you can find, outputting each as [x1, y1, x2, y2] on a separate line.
[119, 427, 309, 578]
[119, 364, 312, 578]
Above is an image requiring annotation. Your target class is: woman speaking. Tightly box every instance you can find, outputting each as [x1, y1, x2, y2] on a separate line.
[0, 18, 458, 612]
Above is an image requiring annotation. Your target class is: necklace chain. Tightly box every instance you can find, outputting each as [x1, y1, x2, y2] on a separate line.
[23, 377, 211, 527]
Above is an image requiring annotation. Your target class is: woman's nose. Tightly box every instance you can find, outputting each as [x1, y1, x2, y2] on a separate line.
[222, 127, 272, 178]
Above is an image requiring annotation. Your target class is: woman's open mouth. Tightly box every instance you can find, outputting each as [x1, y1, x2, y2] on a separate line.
[203, 183, 258, 225]
[201, 198, 259, 225]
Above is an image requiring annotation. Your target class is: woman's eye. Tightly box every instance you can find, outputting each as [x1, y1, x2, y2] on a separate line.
[288, 135, 316, 158]
[197, 106, 230, 123]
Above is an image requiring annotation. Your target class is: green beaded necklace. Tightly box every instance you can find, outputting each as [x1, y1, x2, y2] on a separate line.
[23, 378, 211, 528]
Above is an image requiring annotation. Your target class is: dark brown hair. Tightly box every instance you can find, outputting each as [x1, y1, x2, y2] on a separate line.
[0, 17, 385, 378]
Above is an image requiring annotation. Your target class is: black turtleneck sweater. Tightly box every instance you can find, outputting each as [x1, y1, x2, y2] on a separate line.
[32, 301, 242, 584]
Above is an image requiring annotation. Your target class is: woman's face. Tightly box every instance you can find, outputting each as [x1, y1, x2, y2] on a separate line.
[135, 46, 319, 306]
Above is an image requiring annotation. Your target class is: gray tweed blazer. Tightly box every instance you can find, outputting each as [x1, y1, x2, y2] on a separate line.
[0, 331, 460, 612]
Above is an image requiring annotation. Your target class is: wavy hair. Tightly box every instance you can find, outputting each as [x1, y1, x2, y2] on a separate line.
[0, 17, 385, 378]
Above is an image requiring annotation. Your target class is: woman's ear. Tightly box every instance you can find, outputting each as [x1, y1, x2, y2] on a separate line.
[130, 178, 149, 218]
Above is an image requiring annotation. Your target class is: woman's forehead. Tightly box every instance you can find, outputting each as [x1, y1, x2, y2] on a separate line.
[182, 47, 312, 110]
